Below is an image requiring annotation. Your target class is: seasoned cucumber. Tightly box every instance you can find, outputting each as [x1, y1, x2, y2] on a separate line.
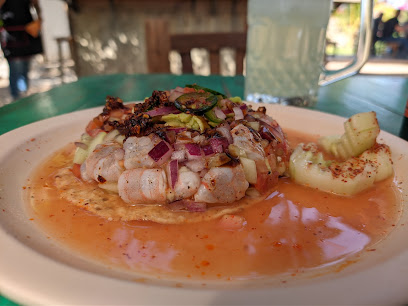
[319, 112, 380, 160]
[289, 143, 393, 196]
[360, 144, 393, 181]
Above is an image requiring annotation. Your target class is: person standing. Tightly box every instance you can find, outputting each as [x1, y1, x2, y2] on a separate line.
[379, 10, 408, 57]
[381, 10, 400, 41]
[371, 12, 383, 56]
[0, 0, 43, 100]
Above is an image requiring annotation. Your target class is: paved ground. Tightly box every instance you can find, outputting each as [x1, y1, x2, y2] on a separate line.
[0, 56, 406, 109]
[0, 55, 77, 107]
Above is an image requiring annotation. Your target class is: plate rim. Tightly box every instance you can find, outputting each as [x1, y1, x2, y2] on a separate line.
[0, 104, 407, 305]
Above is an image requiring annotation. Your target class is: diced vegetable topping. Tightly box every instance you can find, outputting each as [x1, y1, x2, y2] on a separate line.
[145, 106, 180, 117]
[74, 84, 293, 206]
[148, 140, 173, 165]
[240, 157, 257, 184]
[204, 108, 224, 125]
[162, 113, 206, 133]
[184, 143, 202, 158]
[168, 159, 179, 189]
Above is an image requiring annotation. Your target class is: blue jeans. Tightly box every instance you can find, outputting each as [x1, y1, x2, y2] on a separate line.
[7, 58, 30, 99]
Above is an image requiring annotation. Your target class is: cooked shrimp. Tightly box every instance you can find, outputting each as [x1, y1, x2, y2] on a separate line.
[194, 165, 249, 203]
[80, 162, 91, 181]
[171, 166, 201, 200]
[84, 142, 124, 182]
[231, 124, 265, 160]
[123, 136, 160, 169]
[118, 168, 167, 204]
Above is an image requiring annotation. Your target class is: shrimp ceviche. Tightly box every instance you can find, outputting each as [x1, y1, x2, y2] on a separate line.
[54, 84, 394, 224]
[25, 85, 400, 282]
[52, 85, 290, 223]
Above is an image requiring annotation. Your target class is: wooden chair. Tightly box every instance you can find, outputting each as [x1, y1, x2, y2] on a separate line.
[55, 36, 78, 82]
[145, 18, 246, 75]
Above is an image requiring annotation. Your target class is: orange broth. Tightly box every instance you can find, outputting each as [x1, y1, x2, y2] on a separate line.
[26, 130, 401, 281]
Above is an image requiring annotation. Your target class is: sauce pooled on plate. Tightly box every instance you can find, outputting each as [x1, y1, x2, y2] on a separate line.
[26, 130, 401, 282]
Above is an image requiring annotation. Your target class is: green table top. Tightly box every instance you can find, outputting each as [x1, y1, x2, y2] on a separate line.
[0, 73, 407, 137]
[0, 73, 407, 305]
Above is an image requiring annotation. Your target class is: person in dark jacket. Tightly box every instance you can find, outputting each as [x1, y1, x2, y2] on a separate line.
[0, 0, 43, 100]
[382, 10, 400, 40]
[371, 12, 383, 56]
[379, 10, 408, 58]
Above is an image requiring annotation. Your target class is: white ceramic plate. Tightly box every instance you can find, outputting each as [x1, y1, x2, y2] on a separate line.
[0, 104, 407, 305]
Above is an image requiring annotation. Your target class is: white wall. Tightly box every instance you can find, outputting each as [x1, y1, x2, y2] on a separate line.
[39, 0, 71, 62]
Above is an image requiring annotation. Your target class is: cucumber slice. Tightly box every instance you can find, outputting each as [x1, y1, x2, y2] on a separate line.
[240, 157, 257, 184]
[73, 132, 107, 165]
[80, 133, 92, 145]
[318, 112, 380, 160]
[289, 142, 392, 196]
[115, 134, 125, 144]
[73, 147, 88, 164]
[204, 109, 223, 124]
[104, 129, 120, 142]
[228, 144, 247, 158]
[87, 131, 107, 154]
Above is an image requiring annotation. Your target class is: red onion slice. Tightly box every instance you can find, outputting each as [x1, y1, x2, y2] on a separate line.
[233, 106, 244, 120]
[166, 127, 186, 133]
[240, 104, 247, 110]
[148, 140, 173, 165]
[168, 200, 207, 212]
[145, 106, 180, 117]
[168, 159, 178, 189]
[168, 200, 185, 211]
[256, 114, 274, 126]
[202, 145, 214, 156]
[168, 87, 185, 102]
[74, 142, 88, 150]
[213, 107, 226, 120]
[209, 137, 229, 153]
[184, 143, 203, 160]
[186, 201, 207, 212]
[259, 123, 284, 143]
[216, 123, 233, 144]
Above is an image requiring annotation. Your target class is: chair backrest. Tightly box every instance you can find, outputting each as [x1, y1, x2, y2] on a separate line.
[145, 18, 246, 75]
